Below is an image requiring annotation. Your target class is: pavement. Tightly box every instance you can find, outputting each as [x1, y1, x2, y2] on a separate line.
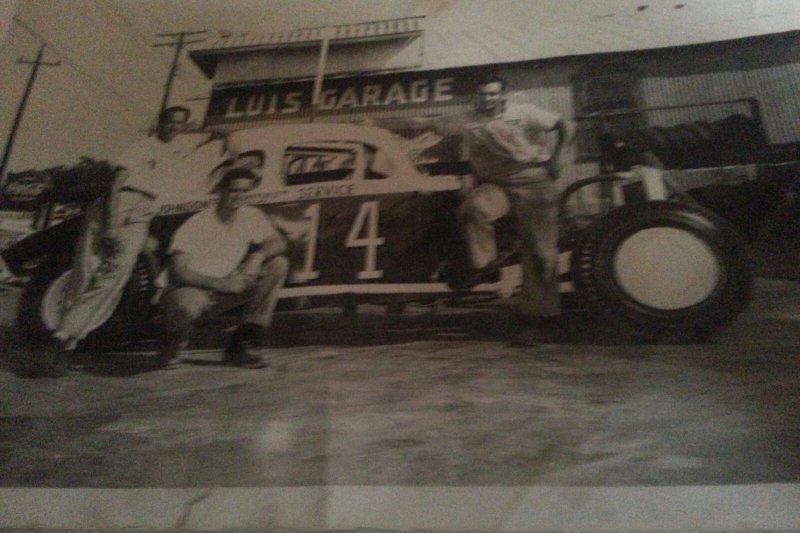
[0, 279, 799, 531]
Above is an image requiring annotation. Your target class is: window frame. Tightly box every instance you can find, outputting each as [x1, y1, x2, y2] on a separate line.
[281, 142, 366, 186]
[572, 65, 645, 161]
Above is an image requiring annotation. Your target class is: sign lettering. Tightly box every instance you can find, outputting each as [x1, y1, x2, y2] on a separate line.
[205, 66, 492, 125]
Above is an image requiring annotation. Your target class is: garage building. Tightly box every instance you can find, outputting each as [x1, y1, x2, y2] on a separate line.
[188, 10, 800, 188]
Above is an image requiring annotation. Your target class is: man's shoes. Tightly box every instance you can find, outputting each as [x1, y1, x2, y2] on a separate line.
[445, 248, 518, 291]
[224, 323, 269, 369]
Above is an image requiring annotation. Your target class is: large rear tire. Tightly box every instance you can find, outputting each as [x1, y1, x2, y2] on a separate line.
[17, 255, 155, 357]
[571, 201, 751, 340]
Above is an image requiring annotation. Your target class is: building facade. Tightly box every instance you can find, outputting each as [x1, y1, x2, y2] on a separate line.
[189, 23, 800, 186]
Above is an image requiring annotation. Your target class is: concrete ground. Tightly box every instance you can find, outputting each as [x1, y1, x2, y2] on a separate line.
[0, 272, 799, 531]
[0, 278, 799, 489]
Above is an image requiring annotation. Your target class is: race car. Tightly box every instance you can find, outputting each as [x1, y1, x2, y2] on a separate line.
[0, 123, 752, 359]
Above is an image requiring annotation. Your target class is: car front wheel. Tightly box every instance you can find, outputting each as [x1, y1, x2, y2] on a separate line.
[571, 201, 752, 340]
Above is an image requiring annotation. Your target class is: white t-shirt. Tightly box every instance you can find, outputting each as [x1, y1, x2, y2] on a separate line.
[169, 206, 280, 278]
[433, 103, 560, 184]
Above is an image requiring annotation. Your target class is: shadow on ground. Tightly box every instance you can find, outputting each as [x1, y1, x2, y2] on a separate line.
[2, 276, 799, 378]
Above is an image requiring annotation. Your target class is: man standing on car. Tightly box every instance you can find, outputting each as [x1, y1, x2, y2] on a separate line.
[159, 166, 289, 368]
[41, 106, 222, 373]
[382, 76, 573, 343]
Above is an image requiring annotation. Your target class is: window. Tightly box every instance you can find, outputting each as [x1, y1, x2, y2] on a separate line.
[572, 67, 643, 160]
[283, 143, 360, 185]
[364, 144, 394, 180]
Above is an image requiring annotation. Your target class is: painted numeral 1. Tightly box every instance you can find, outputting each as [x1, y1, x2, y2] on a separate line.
[294, 203, 321, 281]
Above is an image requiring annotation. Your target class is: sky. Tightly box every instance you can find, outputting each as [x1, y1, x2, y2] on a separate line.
[0, 0, 423, 174]
[0, 0, 797, 175]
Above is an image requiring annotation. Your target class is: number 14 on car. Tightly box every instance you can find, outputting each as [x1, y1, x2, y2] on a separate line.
[293, 200, 386, 282]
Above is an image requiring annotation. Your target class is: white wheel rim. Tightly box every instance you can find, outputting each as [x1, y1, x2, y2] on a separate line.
[613, 227, 721, 310]
[40, 269, 126, 335]
[41, 270, 72, 330]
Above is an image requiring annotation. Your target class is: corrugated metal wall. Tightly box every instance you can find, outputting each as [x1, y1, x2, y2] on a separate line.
[640, 63, 800, 144]
[501, 59, 800, 188]
[492, 50, 800, 219]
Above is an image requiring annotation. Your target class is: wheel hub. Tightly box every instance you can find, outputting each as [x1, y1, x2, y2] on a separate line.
[613, 227, 721, 310]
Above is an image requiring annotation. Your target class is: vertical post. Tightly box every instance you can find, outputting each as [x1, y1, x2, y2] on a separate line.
[745, 97, 767, 145]
[0, 44, 59, 187]
[153, 30, 206, 123]
[158, 34, 184, 119]
[309, 27, 332, 123]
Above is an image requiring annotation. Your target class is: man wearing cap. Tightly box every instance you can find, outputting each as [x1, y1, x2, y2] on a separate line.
[39, 106, 224, 374]
[159, 166, 289, 368]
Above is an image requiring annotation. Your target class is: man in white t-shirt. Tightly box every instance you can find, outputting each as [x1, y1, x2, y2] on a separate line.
[40, 106, 225, 375]
[159, 167, 288, 368]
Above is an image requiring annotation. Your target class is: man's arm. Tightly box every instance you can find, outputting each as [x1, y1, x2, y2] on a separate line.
[545, 118, 575, 178]
[102, 168, 127, 233]
[239, 233, 288, 277]
[550, 119, 574, 160]
[97, 167, 141, 258]
[169, 251, 247, 294]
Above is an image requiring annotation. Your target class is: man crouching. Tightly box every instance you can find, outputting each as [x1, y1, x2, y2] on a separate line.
[159, 167, 288, 368]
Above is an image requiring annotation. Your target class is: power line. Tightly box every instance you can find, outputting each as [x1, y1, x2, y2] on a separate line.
[87, 1, 172, 90]
[153, 30, 207, 119]
[1, 44, 60, 185]
[11, 16, 153, 115]
[93, 0, 154, 48]
[91, 1, 208, 101]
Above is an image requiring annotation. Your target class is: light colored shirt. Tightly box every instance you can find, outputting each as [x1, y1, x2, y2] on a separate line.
[116, 134, 205, 198]
[433, 103, 560, 185]
[169, 206, 279, 278]
[115, 133, 223, 223]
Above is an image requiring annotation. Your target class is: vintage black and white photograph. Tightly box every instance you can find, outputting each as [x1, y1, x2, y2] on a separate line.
[1, 0, 799, 531]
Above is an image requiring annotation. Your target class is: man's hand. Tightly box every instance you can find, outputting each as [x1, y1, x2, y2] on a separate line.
[170, 252, 257, 294]
[544, 155, 561, 180]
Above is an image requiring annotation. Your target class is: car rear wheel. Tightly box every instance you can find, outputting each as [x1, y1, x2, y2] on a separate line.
[571, 201, 751, 340]
[17, 255, 155, 368]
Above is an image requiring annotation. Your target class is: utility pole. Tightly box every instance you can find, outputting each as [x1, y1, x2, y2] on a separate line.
[309, 27, 333, 123]
[153, 30, 206, 122]
[0, 43, 60, 186]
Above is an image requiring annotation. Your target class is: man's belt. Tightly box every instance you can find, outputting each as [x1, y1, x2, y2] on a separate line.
[479, 159, 550, 183]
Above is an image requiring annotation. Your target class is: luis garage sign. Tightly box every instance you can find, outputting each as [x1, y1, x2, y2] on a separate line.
[205, 68, 490, 126]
